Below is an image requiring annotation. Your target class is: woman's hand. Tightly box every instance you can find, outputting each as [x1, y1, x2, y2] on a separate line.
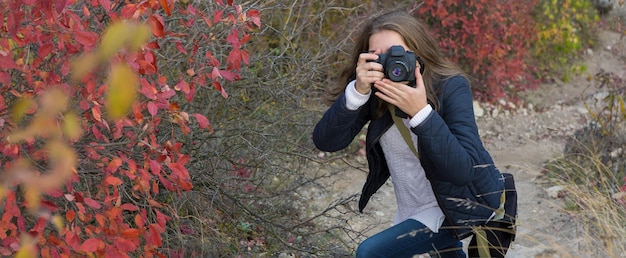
[355, 51, 384, 94]
[373, 66, 427, 117]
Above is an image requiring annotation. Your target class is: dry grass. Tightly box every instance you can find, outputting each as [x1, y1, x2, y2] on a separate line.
[544, 154, 626, 257]
[542, 70, 626, 257]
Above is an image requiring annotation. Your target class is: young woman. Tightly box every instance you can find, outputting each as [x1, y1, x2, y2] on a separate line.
[313, 11, 505, 257]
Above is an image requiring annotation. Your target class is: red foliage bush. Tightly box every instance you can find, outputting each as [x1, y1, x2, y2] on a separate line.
[417, 0, 540, 104]
[0, 0, 259, 256]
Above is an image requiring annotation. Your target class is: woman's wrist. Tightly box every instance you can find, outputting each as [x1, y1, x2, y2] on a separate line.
[409, 104, 433, 127]
[354, 81, 371, 95]
[345, 80, 370, 110]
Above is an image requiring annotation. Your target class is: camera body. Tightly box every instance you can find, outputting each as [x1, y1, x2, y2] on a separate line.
[370, 45, 424, 83]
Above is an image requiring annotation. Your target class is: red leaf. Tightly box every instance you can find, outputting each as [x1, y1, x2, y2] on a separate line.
[80, 238, 103, 252]
[211, 67, 222, 79]
[107, 157, 123, 173]
[240, 34, 251, 45]
[6, 13, 18, 37]
[154, 210, 171, 227]
[147, 101, 158, 117]
[212, 81, 228, 98]
[140, 78, 157, 100]
[218, 69, 239, 82]
[157, 173, 174, 191]
[92, 126, 104, 140]
[193, 114, 211, 129]
[175, 41, 187, 55]
[193, 114, 212, 131]
[168, 162, 190, 180]
[247, 10, 261, 28]
[149, 159, 161, 174]
[174, 79, 190, 94]
[92, 106, 103, 122]
[0, 71, 10, 84]
[213, 10, 224, 24]
[158, 87, 176, 99]
[120, 203, 139, 211]
[74, 30, 99, 47]
[66, 231, 81, 250]
[83, 5, 91, 17]
[226, 28, 240, 48]
[0, 54, 18, 70]
[148, 199, 163, 208]
[55, 0, 68, 14]
[121, 228, 140, 238]
[227, 49, 242, 70]
[134, 214, 145, 228]
[105, 176, 123, 186]
[158, 0, 171, 16]
[66, 209, 76, 222]
[148, 224, 163, 246]
[99, 0, 112, 10]
[240, 49, 250, 65]
[114, 237, 138, 252]
[149, 15, 165, 38]
[38, 43, 54, 58]
[84, 198, 102, 209]
[74, 192, 84, 203]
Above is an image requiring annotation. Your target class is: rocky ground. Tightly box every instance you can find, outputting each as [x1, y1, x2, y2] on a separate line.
[303, 5, 626, 257]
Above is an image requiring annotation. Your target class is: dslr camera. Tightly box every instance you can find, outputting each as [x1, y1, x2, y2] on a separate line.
[370, 45, 424, 84]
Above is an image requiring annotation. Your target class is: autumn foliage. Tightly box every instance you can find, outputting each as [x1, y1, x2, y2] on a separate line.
[1, 0, 259, 256]
[417, 0, 540, 104]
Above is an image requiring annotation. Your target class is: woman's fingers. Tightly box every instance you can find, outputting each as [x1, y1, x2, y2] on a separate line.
[355, 53, 384, 93]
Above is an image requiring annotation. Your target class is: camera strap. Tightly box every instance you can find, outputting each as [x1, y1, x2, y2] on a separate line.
[387, 103, 419, 158]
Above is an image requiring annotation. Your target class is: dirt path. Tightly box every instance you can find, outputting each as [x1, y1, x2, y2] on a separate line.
[482, 25, 625, 257]
[305, 9, 625, 257]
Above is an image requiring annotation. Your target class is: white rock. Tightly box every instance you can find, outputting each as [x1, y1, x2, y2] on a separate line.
[609, 147, 623, 158]
[474, 101, 485, 117]
[546, 185, 565, 199]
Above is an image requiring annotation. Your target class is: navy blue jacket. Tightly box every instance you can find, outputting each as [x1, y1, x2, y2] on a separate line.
[313, 76, 504, 237]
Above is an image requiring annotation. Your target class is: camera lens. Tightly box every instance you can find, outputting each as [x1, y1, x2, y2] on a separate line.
[387, 61, 408, 82]
[391, 67, 403, 77]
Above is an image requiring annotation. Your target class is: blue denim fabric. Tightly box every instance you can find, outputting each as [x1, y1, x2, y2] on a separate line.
[355, 219, 465, 258]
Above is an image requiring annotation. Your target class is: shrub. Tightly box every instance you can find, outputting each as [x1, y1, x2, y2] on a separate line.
[543, 70, 626, 256]
[530, 0, 600, 82]
[176, 1, 380, 255]
[417, 0, 540, 104]
[0, 0, 258, 256]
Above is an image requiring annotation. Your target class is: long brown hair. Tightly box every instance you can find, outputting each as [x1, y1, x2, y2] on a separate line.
[324, 11, 467, 114]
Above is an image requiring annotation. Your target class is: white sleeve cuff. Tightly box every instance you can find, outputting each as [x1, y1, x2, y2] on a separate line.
[409, 104, 433, 127]
[345, 80, 370, 111]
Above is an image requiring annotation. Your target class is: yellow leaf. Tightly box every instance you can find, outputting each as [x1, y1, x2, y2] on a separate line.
[0, 186, 6, 201]
[62, 112, 83, 141]
[11, 97, 34, 123]
[14, 244, 36, 258]
[70, 53, 99, 82]
[15, 234, 37, 258]
[24, 186, 41, 212]
[99, 21, 130, 60]
[127, 23, 152, 51]
[52, 215, 65, 232]
[107, 64, 138, 119]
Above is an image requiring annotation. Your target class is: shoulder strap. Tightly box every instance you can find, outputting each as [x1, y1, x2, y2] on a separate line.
[387, 104, 419, 158]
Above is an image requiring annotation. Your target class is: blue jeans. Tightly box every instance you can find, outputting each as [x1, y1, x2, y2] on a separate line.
[355, 219, 465, 258]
